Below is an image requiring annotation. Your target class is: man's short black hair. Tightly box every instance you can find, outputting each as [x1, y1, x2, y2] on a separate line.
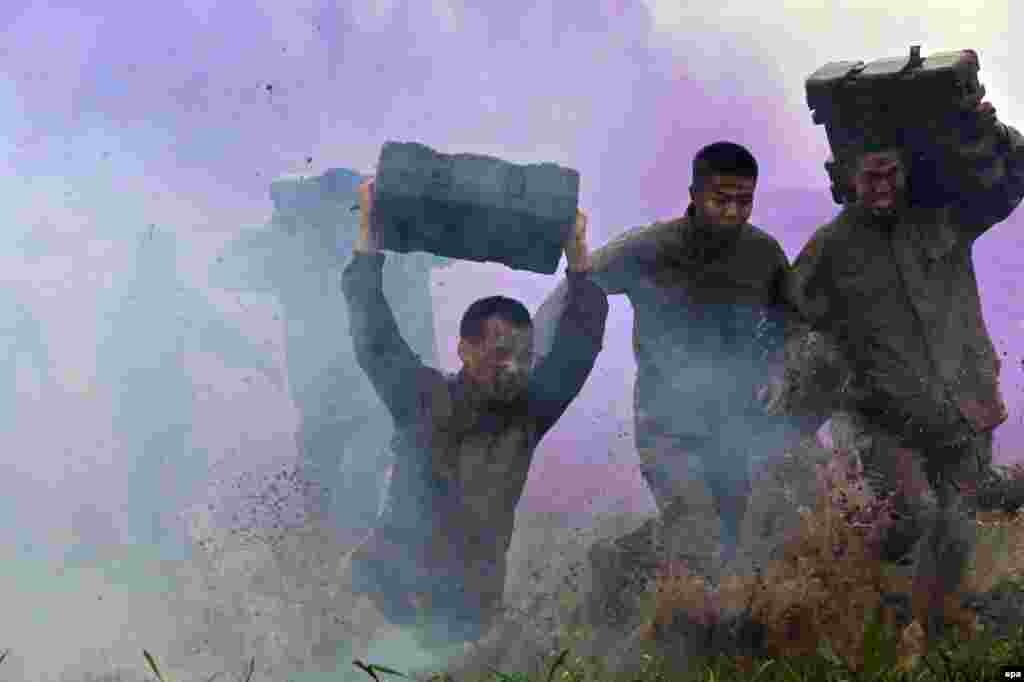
[459, 296, 532, 341]
[692, 142, 759, 190]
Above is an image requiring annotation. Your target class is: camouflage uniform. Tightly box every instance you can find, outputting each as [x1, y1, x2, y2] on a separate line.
[340, 251, 608, 647]
[783, 118, 1024, 635]
[543, 206, 790, 576]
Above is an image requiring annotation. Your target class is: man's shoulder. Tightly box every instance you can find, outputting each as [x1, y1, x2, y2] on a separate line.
[797, 209, 851, 256]
[391, 365, 451, 426]
[785, 213, 870, 306]
[648, 215, 689, 239]
[622, 216, 691, 254]
[590, 219, 668, 271]
[741, 222, 787, 257]
[602, 219, 669, 248]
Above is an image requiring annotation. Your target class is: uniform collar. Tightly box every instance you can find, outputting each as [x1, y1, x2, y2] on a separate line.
[678, 204, 743, 262]
[450, 369, 525, 433]
[845, 200, 904, 231]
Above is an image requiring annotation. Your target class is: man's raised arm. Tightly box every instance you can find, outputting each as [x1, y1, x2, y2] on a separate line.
[533, 220, 645, 360]
[529, 211, 610, 436]
[919, 75, 1024, 233]
[340, 180, 428, 423]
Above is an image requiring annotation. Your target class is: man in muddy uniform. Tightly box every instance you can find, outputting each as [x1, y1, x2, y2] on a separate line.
[341, 179, 608, 648]
[775, 79, 1024, 638]
[543, 142, 790, 576]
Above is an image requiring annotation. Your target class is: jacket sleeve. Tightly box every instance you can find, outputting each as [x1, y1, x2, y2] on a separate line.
[755, 244, 794, 367]
[529, 270, 610, 436]
[586, 225, 649, 296]
[764, 232, 853, 432]
[532, 225, 642, 358]
[931, 119, 1024, 237]
[341, 251, 428, 423]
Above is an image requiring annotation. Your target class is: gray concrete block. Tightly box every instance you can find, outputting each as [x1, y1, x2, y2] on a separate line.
[373, 141, 579, 274]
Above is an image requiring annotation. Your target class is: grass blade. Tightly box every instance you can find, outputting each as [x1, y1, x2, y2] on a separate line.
[240, 656, 255, 682]
[749, 659, 776, 681]
[545, 648, 570, 682]
[367, 663, 411, 678]
[142, 650, 173, 682]
[353, 660, 381, 682]
[353, 659, 411, 681]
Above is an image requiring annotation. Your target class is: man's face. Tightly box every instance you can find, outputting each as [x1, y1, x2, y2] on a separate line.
[459, 317, 534, 403]
[691, 174, 756, 231]
[853, 151, 907, 217]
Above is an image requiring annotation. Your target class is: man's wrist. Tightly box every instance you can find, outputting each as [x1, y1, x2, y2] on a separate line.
[566, 250, 591, 273]
[354, 233, 380, 254]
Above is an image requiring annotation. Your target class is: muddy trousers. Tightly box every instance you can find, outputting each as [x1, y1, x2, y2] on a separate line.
[831, 411, 991, 639]
[636, 431, 753, 571]
[349, 532, 503, 650]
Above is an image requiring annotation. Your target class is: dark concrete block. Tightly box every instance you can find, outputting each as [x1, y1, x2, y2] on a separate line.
[372, 141, 580, 274]
[806, 47, 980, 131]
[806, 47, 984, 205]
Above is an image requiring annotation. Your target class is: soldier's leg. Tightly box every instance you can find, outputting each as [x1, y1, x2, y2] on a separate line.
[334, 539, 402, 668]
[853, 419, 981, 639]
[584, 428, 721, 624]
[348, 530, 424, 627]
[841, 416, 932, 563]
[636, 432, 722, 579]
[635, 430, 707, 513]
[912, 436, 984, 640]
[414, 557, 502, 650]
[700, 421, 759, 563]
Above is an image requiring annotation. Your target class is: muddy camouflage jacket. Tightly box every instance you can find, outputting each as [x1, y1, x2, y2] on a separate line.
[574, 205, 790, 438]
[784, 121, 1024, 447]
[341, 252, 608, 608]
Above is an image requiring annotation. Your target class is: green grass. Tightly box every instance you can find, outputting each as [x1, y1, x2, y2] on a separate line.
[0, 579, 1020, 681]
[407, 622, 1024, 682]
[7, 457, 1021, 681]
[51, 618, 1012, 682]
[4, 571, 1018, 681]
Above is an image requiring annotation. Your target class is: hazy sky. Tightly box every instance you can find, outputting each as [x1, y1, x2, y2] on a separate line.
[1, 0, 1022, 542]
